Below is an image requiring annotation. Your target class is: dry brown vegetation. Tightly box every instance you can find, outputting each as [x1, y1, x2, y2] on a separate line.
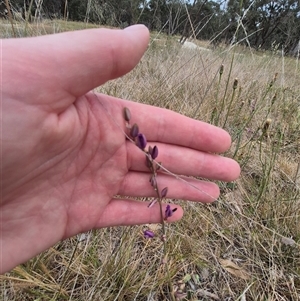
[1, 19, 300, 301]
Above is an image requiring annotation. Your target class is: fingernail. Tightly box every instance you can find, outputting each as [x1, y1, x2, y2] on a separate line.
[124, 24, 147, 33]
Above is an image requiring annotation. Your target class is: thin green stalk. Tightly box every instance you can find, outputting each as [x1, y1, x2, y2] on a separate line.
[211, 64, 224, 125]
[216, 54, 235, 125]
[223, 78, 238, 128]
[232, 74, 278, 158]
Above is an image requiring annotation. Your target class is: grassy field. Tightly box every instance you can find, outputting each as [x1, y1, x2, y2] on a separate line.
[1, 19, 300, 300]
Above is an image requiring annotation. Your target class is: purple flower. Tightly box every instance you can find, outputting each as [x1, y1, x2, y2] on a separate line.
[165, 205, 172, 219]
[136, 133, 147, 150]
[144, 230, 155, 238]
[164, 204, 177, 220]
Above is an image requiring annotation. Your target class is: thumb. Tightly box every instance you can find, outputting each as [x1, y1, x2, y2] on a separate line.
[3, 25, 149, 111]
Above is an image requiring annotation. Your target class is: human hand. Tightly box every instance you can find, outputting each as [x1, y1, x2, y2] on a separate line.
[1, 25, 240, 273]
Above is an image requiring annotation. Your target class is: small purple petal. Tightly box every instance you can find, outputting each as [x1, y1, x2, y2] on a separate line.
[144, 230, 155, 238]
[165, 204, 172, 220]
[164, 205, 177, 220]
[161, 187, 168, 198]
[130, 123, 139, 138]
[151, 145, 158, 159]
[136, 133, 147, 150]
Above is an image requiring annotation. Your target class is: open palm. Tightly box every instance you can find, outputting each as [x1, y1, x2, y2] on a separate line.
[1, 25, 240, 273]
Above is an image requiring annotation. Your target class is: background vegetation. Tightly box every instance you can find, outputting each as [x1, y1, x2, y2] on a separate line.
[1, 1, 300, 300]
[2, 0, 300, 54]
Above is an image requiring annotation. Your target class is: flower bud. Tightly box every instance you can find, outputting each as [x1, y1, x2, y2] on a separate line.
[123, 107, 131, 122]
[136, 133, 147, 150]
[161, 187, 168, 198]
[151, 145, 158, 159]
[149, 175, 157, 187]
[144, 230, 154, 238]
[130, 123, 139, 138]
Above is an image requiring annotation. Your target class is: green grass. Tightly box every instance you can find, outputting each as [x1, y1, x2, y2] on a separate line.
[1, 20, 300, 300]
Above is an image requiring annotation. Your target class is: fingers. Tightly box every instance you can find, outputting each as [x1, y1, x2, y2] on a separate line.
[96, 96, 240, 182]
[3, 25, 149, 111]
[119, 171, 220, 203]
[96, 198, 183, 228]
[125, 99, 231, 153]
[105, 96, 233, 154]
[127, 141, 240, 182]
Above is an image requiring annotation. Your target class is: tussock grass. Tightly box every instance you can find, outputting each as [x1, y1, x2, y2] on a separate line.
[1, 21, 300, 300]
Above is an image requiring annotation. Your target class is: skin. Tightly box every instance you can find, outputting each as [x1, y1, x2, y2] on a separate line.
[0, 25, 240, 274]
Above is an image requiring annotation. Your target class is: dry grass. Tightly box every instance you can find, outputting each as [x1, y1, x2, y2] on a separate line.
[0, 18, 100, 38]
[1, 20, 300, 301]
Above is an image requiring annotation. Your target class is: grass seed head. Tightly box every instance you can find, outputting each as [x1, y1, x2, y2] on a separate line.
[233, 78, 238, 90]
[219, 64, 224, 76]
[263, 118, 272, 133]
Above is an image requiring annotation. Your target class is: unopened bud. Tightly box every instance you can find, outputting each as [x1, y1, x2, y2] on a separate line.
[136, 133, 147, 150]
[144, 230, 154, 239]
[161, 187, 168, 198]
[130, 123, 139, 138]
[151, 145, 158, 159]
[123, 107, 131, 122]
[149, 175, 157, 187]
